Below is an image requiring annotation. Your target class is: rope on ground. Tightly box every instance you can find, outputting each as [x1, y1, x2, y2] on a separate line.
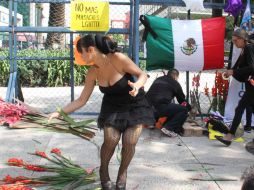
[177, 136, 223, 190]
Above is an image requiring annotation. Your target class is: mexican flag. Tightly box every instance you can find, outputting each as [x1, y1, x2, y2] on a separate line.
[142, 15, 225, 71]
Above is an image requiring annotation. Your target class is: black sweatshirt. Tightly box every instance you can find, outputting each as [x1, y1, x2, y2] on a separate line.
[146, 75, 191, 111]
[232, 44, 254, 95]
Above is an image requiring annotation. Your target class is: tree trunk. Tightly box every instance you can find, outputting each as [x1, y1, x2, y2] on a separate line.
[212, 0, 223, 18]
[45, 3, 65, 49]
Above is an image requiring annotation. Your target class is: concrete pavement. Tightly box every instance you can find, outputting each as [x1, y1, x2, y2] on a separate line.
[0, 121, 254, 190]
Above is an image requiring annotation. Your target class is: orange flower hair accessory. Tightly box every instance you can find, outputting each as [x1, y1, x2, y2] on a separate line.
[73, 36, 94, 66]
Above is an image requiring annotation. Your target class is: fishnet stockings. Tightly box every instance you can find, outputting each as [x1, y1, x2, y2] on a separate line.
[117, 125, 143, 184]
[99, 125, 142, 185]
[100, 127, 121, 182]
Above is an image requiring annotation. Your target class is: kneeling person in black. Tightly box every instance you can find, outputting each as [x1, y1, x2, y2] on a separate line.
[146, 69, 191, 136]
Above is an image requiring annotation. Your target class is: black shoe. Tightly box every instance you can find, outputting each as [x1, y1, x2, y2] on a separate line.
[116, 171, 127, 190]
[101, 181, 113, 190]
[244, 125, 252, 133]
[116, 182, 126, 190]
[215, 135, 232, 146]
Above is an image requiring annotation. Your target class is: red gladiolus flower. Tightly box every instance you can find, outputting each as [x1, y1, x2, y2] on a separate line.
[3, 175, 30, 184]
[6, 176, 44, 185]
[0, 184, 33, 190]
[15, 176, 27, 180]
[3, 175, 15, 184]
[7, 158, 24, 167]
[0, 185, 9, 190]
[0, 100, 29, 124]
[204, 82, 209, 96]
[50, 148, 61, 155]
[212, 87, 217, 97]
[35, 151, 47, 158]
[192, 75, 197, 86]
[192, 73, 201, 89]
[25, 164, 46, 172]
[84, 168, 94, 174]
[0, 184, 9, 190]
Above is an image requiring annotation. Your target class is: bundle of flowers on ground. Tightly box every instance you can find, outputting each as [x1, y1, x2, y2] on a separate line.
[0, 148, 98, 190]
[0, 99, 97, 140]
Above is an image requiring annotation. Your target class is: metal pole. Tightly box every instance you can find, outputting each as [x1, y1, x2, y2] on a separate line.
[133, 0, 140, 65]
[70, 33, 74, 102]
[13, 1, 18, 101]
[186, 9, 191, 102]
[6, 0, 14, 102]
[128, 0, 134, 58]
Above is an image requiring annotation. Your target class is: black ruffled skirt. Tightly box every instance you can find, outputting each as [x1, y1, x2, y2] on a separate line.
[98, 92, 155, 132]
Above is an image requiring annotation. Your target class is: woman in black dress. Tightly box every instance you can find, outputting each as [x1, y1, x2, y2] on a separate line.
[49, 34, 155, 189]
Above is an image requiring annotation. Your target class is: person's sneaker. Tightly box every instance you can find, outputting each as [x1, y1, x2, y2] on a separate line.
[244, 125, 252, 133]
[161, 127, 178, 137]
[146, 125, 155, 129]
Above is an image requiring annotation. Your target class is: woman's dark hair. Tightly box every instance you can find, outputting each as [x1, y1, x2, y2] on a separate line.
[77, 34, 119, 54]
[232, 29, 254, 44]
[232, 29, 249, 41]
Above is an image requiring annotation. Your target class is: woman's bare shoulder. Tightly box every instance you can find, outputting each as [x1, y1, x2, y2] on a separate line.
[111, 53, 133, 68]
[111, 52, 128, 61]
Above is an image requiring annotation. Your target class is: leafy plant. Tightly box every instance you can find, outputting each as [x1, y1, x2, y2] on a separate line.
[0, 49, 9, 86]
[0, 49, 89, 87]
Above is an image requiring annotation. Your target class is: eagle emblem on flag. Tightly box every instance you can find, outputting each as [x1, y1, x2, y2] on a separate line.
[181, 38, 197, 56]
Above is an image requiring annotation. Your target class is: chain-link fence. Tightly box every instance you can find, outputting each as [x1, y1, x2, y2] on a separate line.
[0, 0, 131, 115]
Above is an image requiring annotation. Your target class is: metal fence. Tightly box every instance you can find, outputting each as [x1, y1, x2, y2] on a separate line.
[0, 0, 253, 116]
[0, 0, 131, 115]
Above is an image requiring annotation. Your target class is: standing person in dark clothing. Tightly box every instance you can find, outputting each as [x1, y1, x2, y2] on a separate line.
[244, 106, 253, 132]
[216, 29, 254, 146]
[146, 69, 191, 137]
[244, 32, 254, 132]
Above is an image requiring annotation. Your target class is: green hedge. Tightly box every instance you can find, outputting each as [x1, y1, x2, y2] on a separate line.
[0, 49, 88, 87]
[0, 49, 9, 86]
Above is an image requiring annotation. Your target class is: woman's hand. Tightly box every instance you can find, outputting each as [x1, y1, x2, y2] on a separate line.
[249, 79, 254, 86]
[128, 80, 139, 97]
[225, 69, 234, 77]
[48, 112, 60, 122]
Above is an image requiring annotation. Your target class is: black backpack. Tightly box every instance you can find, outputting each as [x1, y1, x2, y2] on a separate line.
[206, 117, 229, 134]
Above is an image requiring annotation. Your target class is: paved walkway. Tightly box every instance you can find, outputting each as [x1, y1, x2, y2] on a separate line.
[0, 121, 254, 190]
